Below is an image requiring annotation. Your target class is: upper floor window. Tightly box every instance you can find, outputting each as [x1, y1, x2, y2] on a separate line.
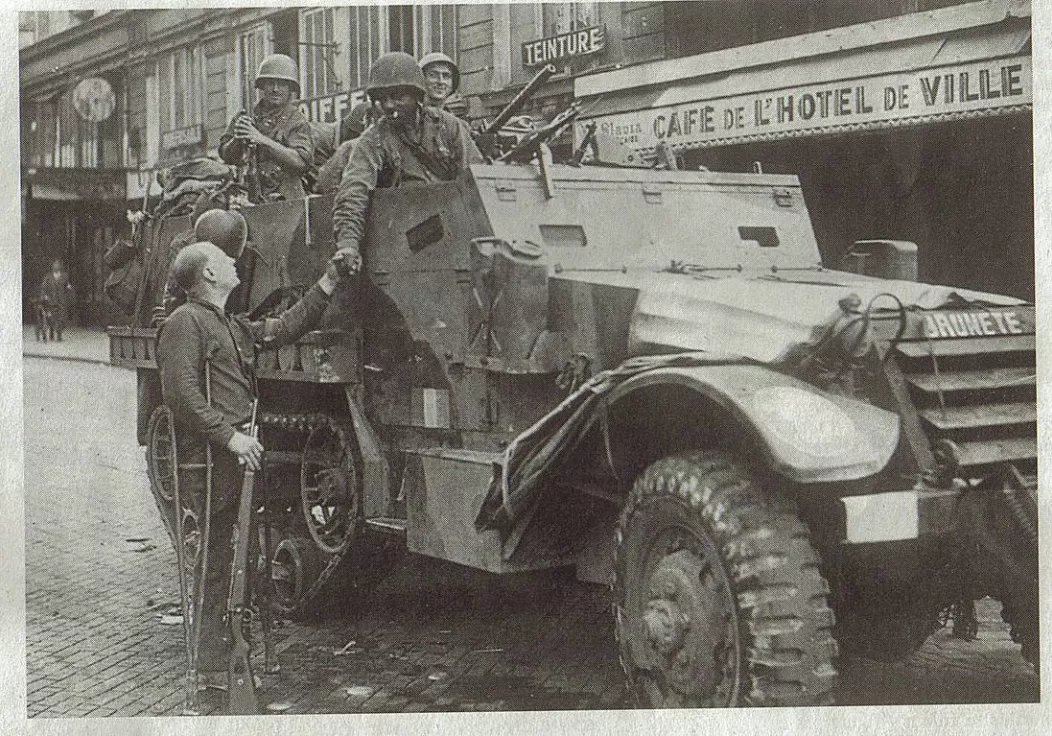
[300, 7, 339, 101]
[345, 5, 459, 94]
[543, 2, 597, 35]
[237, 24, 271, 110]
[348, 6, 386, 91]
[156, 46, 202, 133]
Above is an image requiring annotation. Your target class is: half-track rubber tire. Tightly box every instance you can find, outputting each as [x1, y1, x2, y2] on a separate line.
[614, 450, 838, 707]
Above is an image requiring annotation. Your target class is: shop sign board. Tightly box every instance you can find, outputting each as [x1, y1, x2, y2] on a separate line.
[581, 56, 1031, 152]
[300, 89, 367, 124]
[72, 77, 116, 122]
[523, 25, 605, 67]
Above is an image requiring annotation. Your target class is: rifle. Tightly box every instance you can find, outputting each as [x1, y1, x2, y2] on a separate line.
[233, 110, 263, 203]
[227, 400, 260, 715]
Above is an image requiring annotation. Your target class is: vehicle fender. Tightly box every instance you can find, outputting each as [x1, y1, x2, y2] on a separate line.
[605, 364, 900, 483]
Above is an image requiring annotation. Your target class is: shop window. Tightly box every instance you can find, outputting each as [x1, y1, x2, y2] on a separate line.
[300, 7, 339, 101]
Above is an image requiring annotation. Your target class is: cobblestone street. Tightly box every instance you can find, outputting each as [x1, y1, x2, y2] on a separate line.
[23, 347, 1040, 718]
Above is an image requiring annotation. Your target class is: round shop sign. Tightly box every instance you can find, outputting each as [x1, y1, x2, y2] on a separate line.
[71, 77, 116, 122]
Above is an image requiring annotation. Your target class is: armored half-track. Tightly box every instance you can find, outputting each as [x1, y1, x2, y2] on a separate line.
[111, 150, 1037, 707]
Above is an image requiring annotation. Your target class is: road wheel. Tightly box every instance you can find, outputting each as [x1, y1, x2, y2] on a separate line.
[270, 535, 323, 617]
[614, 450, 838, 707]
[299, 420, 359, 555]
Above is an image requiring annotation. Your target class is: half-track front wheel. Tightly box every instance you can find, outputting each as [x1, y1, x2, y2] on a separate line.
[614, 451, 838, 707]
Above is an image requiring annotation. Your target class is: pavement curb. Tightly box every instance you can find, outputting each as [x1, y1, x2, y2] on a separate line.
[22, 352, 113, 367]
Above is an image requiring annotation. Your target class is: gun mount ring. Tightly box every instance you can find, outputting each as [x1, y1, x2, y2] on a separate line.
[299, 418, 359, 555]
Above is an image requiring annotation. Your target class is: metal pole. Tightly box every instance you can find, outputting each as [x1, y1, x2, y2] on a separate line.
[168, 408, 199, 716]
[189, 362, 214, 709]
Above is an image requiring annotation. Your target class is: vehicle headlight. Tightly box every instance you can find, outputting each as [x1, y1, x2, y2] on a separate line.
[750, 386, 864, 458]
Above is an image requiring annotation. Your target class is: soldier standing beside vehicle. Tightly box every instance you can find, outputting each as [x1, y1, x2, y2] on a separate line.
[332, 52, 482, 272]
[219, 54, 314, 203]
[155, 240, 344, 693]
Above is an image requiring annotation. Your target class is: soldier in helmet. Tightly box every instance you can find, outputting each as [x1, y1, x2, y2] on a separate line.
[219, 54, 314, 202]
[420, 52, 458, 108]
[332, 52, 482, 272]
[421, 51, 468, 120]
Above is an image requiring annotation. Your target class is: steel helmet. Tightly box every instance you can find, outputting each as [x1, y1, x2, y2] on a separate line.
[366, 52, 427, 99]
[195, 209, 248, 259]
[255, 54, 300, 95]
[420, 51, 460, 94]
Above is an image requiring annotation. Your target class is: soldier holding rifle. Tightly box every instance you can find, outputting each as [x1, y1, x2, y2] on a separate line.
[219, 54, 314, 202]
[155, 240, 344, 709]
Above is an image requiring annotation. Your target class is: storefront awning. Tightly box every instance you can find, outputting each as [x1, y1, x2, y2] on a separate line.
[28, 183, 82, 201]
[24, 167, 127, 201]
[574, 0, 1031, 156]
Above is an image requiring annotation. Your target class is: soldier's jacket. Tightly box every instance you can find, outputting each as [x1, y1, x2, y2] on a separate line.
[315, 138, 357, 195]
[156, 285, 331, 448]
[333, 106, 482, 256]
[219, 101, 314, 201]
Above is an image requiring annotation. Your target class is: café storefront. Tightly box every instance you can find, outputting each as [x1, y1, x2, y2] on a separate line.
[574, 0, 1033, 299]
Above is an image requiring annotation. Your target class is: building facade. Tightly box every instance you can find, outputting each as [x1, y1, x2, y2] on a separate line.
[19, 1, 1032, 325]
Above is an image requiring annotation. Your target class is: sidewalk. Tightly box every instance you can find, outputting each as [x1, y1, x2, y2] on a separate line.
[22, 323, 112, 365]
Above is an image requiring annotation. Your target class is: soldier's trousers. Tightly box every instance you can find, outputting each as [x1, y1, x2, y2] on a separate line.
[177, 437, 254, 673]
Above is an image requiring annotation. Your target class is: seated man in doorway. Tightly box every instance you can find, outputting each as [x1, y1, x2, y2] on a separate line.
[219, 54, 314, 203]
[332, 52, 482, 273]
[155, 240, 344, 692]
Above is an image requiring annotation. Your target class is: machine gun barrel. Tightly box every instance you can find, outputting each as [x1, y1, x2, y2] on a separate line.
[484, 64, 557, 135]
[499, 103, 580, 163]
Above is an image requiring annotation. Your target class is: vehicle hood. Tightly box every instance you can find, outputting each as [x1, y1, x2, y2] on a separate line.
[555, 268, 1027, 364]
